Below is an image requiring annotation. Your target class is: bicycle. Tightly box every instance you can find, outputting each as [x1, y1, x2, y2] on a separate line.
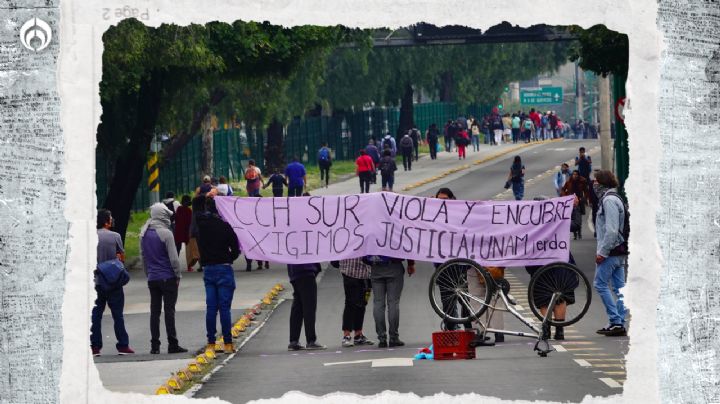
[428, 258, 592, 357]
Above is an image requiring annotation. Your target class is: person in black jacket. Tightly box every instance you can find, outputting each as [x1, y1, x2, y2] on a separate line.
[426, 123, 439, 160]
[287, 262, 326, 351]
[197, 197, 241, 354]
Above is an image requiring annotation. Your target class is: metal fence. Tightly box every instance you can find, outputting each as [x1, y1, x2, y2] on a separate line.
[96, 101, 490, 211]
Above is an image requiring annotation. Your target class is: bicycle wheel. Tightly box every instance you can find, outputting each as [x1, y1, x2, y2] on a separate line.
[527, 262, 591, 327]
[429, 258, 494, 324]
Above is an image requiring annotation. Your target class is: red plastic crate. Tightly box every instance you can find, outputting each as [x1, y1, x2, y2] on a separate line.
[432, 330, 476, 360]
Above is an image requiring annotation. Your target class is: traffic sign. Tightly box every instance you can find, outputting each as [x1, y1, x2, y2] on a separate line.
[520, 86, 563, 105]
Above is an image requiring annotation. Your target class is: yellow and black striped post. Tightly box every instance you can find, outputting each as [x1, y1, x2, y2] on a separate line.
[148, 152, 160, 204]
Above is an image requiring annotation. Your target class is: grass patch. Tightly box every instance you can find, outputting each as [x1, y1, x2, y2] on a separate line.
[229, 160, 358, 197]
[124, 210, 149, 262]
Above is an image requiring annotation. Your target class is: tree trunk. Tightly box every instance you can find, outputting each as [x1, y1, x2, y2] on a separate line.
[201, 113, 213, 177]
[264, 119, 285, 174]
[440, 72, 453, 102]
[102, 71, 165, 242]
[398, 83, 414, 138]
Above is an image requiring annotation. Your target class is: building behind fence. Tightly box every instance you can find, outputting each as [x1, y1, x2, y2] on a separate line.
[96, 102, 492, 211]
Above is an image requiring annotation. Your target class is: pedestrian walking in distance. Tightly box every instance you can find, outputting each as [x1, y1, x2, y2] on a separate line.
[365, 255, 415, 348]
[456, 126, 469, 160]
[244, 160, 264, 197]
[378, 149, 397, 192]
[91, 209, 134, 356]
[330, 258, 375, 347]
[507, 155, 525, 200]
[399, 132, 414, 171]
[593, 170, 629, 337]
[426, 123, 439, 160]
[355, 149, 375, 194]
[197, 197, 241, 354]
[365, 138, 381, 168]
[263, 168, 288, 197]
[409, 124, 421, 161]
[285, 156, 307, 197]
[216, 176, 233, 196]
[287, 261, 326, 351]
[140, 203, 188, 355]
[317, 143, 332, 188]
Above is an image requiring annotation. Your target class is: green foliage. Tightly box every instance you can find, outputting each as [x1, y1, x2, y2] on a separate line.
[567, 25, 629, 77]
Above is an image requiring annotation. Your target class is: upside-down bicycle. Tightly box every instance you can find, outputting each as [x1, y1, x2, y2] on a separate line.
[428, 258, 592, 357]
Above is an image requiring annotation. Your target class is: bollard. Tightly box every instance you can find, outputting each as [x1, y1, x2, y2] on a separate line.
[167, 376, 183, 390]
[177, 368, 192, 381]
[155, 384, 172, 395]
[204, 349, 217, 360]
[188, 362, 203, 373]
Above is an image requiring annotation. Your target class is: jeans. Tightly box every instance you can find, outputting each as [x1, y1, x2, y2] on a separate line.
[471, 135, 480, 151]
[148, 278, 179, 349]
[512, 180, 524, 200]
[288, 185, 303, 197]
[290, 275, 318, 344]
[429, 142, 437, 160]
[511, 128, 520, 143]
[444, 136, 453, 152]
[371, 263, 405, 342]
[203, 264, 236, 344]
[359, 171, 372, 193]
[437, 269, 472, 331]
[413, 142, 419, 161]
[593, 256, 627, 326]
[402, 150, 412, 170]
[90, 286, 129, 349]
[536, 127, 542, 141]
[272, 188, 284, 197]
[319, 162, 330, 186]
[381, 173, 394, 191]
[342, 275, 368, 332]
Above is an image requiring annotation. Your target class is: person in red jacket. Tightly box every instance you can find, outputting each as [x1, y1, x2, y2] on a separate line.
[456, 127, 469, 160]
[355, 149, 375, 194]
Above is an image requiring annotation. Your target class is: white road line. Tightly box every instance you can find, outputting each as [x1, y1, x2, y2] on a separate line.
[599, 378, 623, 388]
[552, 344, 567, 352]
[371, 358, 415, 367]
[324, 359, 373, 367]
[574, 359, 592, 367]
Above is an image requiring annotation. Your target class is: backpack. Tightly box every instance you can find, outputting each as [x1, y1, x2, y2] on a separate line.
[94, 259, 130, 291]
[382, 137, 393, 151]
[244, 167, 258, 181]
[400, 136, 413, 150]
[318, 147, 330, 162]
[601, 191, 630, 256]
[379, 157, 395, 176]
[524, 119, 533, 130]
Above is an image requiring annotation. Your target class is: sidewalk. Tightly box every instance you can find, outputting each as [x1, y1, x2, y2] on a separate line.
[94, 140, 555, 395]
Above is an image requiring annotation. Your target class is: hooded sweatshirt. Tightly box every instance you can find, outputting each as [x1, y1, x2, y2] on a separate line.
[140, 203, 181, 281]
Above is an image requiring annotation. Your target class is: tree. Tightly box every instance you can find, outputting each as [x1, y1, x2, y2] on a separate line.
[567, 25, 629, 77]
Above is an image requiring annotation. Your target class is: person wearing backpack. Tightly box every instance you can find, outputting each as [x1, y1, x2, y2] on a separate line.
[381, 133, 397, 157]
[522, 117, 535, 143]
[490, 108, 504, 146]
[399, 132, 414, 171]
[409, 125, 421, 161]
[91, 209, 134, 356]
[593, 170, 628, 337]
[378, 149, 398, 192]
[365, 139, 381, 166]
[506, 155, 525, 200]
[317, 143, 332, 188]
[244, 160, 264, 197]
[456, 126, 469, 160]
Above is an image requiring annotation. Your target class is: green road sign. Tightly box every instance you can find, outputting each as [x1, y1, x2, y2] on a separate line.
[520, 86, 563, 105]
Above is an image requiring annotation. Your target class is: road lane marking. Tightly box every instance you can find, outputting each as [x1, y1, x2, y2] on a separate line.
[599, 378, 623, 388]
[603, 371, 627, 375]
[559, 341, 595, 345]
[552, 344, 567, 352]
[591, 364, 626, 368]
[574, 359, 592, 367]
[573, 353, 612, 356]
[371, 358, 415, 367]
[324, 359, 373, 367]
[586, 359, 625, 361]
[564, 348, 604, 351]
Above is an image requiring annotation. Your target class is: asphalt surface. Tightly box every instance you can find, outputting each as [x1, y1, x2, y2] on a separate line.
[194, 139, 630, 402]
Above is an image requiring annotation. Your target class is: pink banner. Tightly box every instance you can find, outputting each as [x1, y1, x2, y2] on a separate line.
[214, 193, 574, 267]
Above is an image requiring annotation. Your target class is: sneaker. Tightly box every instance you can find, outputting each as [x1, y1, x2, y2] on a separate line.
[378, 340, 388, 348]
[264, 262, 269, 269]
[353, 335, 374, 345]
[117, 346, 135, 355]
[604, 325, 627, 337]
[288, 342, 305, 351]
[305, 342, 327, 350]
[150, 347, 160, 355]
[494, 333, 505, 343]
[91, 347, 101, 357]
[342, 336, 354, 347]
[206, 343, 217, 352]
[246, 267, 252, 272]
[223, 343, 235, 354]
[388, 339, 405, 347]
[168, 346, 188, 354]
[554, 327, 565, 341]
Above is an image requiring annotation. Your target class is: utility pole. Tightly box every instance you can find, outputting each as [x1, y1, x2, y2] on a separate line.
[148, 135, 161, 205]
[598, 75, 613, 172]
[575, 62, 583, 126]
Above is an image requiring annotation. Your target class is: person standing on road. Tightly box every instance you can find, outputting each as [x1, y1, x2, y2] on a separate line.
[140, 203, 188, 355]
[507, 155, 525, 200]
[426, 123, 439, 160]
[91, 209, 134, 356]
[330, 258, 375, 347]
[443, 120, 453, 152]
[197, 197, 241, 354]
[188, 195, 205, 272]
[216, 176, 233, 196]
[365, 255, 415, 348]
[317, 143, 332, 188]
[409, 124, 421, 161]
[456, 126, 469, 160]
[490, 108, 504, 145]
[511, 114, 521, 144]
[593, 170, 628, 337]
[195, 175, 214, 196]
[575, 147, 593, 182]
[381, 132, 397, 157]
[244, 160, 264, 197]
[355, 149, 375, 194]
[378, 149, 398, 192]
[263, 168, 288, 197]
[365, 138, 381, 167]
[173, 195, 193, 265]
[554, 163, 571, 197]
[285, 157, 307, 197]
[469, 118, 481, 152]
[399, 132, 414, 171]
[502, 113, 513, 144]
[287, 261, 326, 351]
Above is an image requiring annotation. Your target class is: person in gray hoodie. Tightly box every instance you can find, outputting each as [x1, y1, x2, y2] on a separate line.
[140, 203, 188, 354]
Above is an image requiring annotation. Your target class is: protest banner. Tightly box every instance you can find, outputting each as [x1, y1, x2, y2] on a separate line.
[214, 193, 574, 267]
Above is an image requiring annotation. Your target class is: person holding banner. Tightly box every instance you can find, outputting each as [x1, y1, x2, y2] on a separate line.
[355, 149, 375, 194]
[287, 261, 326, 351]
[364, 255, 415, 348]
[330, 258, 374, 347]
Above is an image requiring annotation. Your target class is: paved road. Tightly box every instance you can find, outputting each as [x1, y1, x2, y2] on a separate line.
[195, 139, 630, 402]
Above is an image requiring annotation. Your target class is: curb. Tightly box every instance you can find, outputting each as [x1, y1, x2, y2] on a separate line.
[153, 283, 286, 395]
[402, 139, 562, 192]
